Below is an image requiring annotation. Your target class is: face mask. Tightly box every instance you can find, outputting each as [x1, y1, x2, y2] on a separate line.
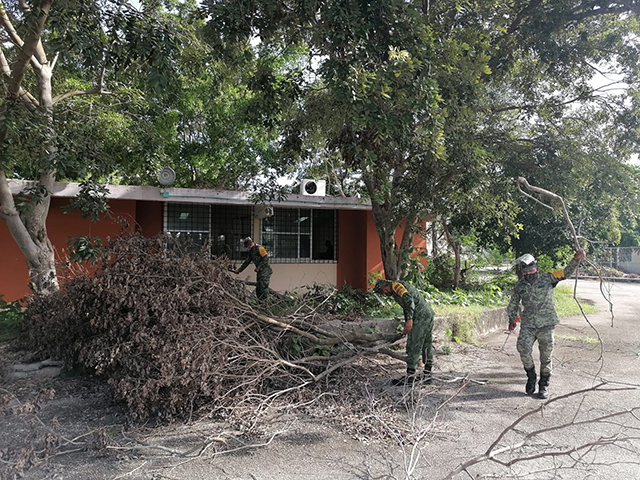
[524, 273, 539, 284]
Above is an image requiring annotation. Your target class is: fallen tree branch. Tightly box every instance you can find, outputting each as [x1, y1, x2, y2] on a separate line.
[442, 383, 640, 479]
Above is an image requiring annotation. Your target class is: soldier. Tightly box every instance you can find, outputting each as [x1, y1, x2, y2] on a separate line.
[233, 237, 273, 301]
[507, 249, 586, 399]
[373, 279, 435, 386]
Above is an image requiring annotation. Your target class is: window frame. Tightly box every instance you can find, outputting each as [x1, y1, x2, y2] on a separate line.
[261, 207, 336, 263]
[163, 203, 212, 253]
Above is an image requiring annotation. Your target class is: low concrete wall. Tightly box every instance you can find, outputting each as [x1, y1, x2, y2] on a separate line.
[475, 307, 508, 337]
[332, 307, 508, 344]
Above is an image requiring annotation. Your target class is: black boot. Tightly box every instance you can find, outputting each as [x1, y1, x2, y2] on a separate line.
[525, 367, 537, 395]
[538, 373, 550, 399]
[422, 365, 433, 385]
[391, 369, 416, 386]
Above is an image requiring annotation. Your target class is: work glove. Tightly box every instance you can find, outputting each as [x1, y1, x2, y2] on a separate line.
[508, 314, 520, 332]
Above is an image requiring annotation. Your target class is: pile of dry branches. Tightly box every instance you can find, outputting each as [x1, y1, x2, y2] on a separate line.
[20, 234, 403, 423]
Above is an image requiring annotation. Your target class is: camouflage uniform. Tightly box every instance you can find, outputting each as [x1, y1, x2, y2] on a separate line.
[389, 281, 435, 375]
[238, 244, 272, 301]
[507, 256, 581, 375]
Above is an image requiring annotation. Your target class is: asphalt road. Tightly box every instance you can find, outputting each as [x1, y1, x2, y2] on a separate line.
[426, 278, 640, 480]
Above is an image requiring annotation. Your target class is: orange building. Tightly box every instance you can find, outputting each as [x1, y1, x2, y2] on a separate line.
[1, 181, 427, 302]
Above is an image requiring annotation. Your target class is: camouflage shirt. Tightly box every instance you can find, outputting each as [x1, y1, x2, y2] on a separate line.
[238, 244, 272, 276]
[389, 280, 434, 322]
[506, 256, 581, 329]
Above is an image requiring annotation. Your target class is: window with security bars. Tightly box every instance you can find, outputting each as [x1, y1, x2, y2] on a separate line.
[210, 204, 254, 260]
[165, 203, 211, 253]
[261, 207, 336, 262]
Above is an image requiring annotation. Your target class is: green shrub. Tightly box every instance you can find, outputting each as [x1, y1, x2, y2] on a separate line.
[0, 295, 25, 340]
[426, 255, 455, 289]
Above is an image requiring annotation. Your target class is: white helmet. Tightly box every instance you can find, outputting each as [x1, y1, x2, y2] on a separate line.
[515, 253, 538, 275]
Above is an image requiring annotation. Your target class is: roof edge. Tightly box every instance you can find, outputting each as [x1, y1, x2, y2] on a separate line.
[8, 180, 372, 210]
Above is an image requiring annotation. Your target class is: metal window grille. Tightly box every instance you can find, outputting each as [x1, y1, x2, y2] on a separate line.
[164, 203, 211, 253]
[210, 204, 254, 260]
[261, 207, 336, 262]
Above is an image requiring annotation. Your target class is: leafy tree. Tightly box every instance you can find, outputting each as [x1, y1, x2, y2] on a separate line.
[0, 0, 184, 295]
[202, 0, 640, 280]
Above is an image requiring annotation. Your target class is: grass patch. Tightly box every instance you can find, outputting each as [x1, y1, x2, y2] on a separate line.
[435, 305, 486, 345]
[554, 285, 598, 317]
[432, 285, 598, 345]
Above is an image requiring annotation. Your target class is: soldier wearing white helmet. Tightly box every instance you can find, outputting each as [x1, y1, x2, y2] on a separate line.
[507, 249, 586, 399]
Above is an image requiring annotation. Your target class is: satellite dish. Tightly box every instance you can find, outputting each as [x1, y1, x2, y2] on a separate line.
[158, 167, 176, 186]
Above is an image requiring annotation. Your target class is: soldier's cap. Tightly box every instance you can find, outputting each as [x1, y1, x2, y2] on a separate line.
[242, 237, 253, 246]
[373, 279, 391, 293]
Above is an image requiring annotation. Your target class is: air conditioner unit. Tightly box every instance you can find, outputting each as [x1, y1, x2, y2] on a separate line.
[301, 179, 326, 197]
[254, 205, 274, 219]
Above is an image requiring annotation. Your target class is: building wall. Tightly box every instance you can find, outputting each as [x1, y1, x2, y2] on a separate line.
[337, 210, 368, 290]
[234, 263, 337, 293]
[0, 212, 30, 303]
[364, 212, 428, 283]
[135, 201, 163, 236]
[1, 197, 427, 302]
[0, 198, 137, 302]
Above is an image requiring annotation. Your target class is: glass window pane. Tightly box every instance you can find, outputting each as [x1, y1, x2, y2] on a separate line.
[275, 234, 299, 259]
[268, 208, 299, 233]
[312, 209, 336, 260]
[166, 231, 210, 254]
[299, 234, 310, 258]
[260, 207, 337, 262]
[166, 203, 210, 232]
[211, 204, 253, 260]
[298, 209, 311, 234]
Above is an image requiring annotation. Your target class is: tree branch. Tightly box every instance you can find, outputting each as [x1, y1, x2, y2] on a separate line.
[53, 67, 112, 104]
[516, 176, 580, 250]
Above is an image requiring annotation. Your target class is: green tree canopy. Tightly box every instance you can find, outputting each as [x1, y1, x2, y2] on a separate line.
[202, 0, 640, 279]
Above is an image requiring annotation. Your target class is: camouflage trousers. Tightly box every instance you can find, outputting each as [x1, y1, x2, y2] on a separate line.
[256, 271, 272, 301]
[516, 325, 555, 375]
[405, 312, 435, 374]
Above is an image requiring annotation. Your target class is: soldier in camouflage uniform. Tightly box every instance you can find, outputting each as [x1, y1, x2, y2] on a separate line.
[234, 237, 273, 301]
[507, 249, 586, 399]
[373, 279, 435, 386]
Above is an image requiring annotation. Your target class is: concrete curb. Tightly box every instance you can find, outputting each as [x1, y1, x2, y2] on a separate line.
[578, 275, 640, 283]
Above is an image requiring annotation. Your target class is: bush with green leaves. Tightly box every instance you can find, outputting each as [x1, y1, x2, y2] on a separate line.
[425, 255, 455, 289]
[0, 295, 25, 339]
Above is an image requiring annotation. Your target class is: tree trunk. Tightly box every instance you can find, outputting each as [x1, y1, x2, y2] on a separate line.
[0, 1, 59, 296]
[0, 173, 59, 297]
[453, 242, 461, 288]
[442, 220, 461, 288]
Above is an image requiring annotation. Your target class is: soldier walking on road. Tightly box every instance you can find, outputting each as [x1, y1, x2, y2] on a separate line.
[507, 249, 586, 399]
[233, 237, 273, 302]
[373, 279, 435, 386]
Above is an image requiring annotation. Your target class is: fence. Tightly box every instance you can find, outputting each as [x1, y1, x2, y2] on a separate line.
[596, 247, 640, 274]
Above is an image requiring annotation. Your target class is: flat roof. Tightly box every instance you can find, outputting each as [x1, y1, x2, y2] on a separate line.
[8, 180, 372, 211]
